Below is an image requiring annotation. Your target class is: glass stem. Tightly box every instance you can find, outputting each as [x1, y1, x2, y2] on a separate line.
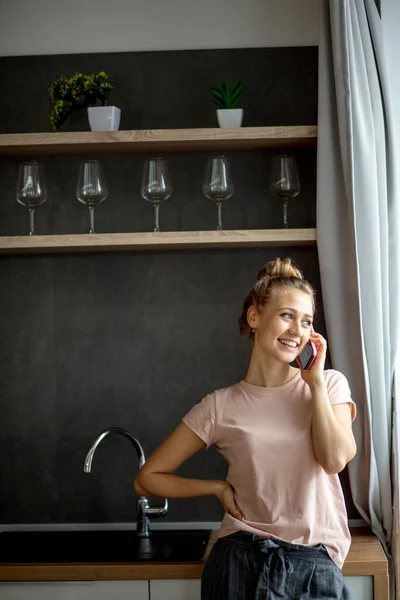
[153, 203, 160, 233]
[216, 202, 223, 231]
[89, 206, 95, 234]
[28, 208, 35, 236]
[283, 199, 289, 229]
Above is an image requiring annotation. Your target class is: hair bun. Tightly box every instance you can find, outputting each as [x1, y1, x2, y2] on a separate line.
[257, 257, 303, 281]
[256, 269, 272, 281]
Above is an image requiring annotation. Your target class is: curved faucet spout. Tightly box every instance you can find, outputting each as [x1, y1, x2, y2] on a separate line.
[83, 427, 168, 537]
[84, 427, 146, 473]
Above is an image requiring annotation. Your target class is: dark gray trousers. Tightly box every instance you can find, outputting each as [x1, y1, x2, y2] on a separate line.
[202, 532, 351, 600]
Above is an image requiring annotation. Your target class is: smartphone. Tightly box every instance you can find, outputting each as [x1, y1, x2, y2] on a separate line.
[295, 340, 318, 371]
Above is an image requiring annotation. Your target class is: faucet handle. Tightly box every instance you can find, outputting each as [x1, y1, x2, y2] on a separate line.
[139, 496, 168, 517]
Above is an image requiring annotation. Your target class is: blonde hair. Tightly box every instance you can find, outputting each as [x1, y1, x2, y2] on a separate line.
[239, 257, 316, 339]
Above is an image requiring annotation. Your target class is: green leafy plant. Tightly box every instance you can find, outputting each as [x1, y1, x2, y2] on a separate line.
[49, 71, 113, 130]
[210, 80, 243, 109]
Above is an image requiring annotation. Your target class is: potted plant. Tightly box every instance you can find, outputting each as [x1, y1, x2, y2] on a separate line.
[210, 80, 244, 128]
[49, 71, 120, 131]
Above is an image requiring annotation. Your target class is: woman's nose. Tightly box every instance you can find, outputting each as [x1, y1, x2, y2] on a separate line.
[289, 321, 302, 334]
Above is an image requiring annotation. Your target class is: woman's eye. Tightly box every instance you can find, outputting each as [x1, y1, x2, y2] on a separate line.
[281, 313, 312, 327]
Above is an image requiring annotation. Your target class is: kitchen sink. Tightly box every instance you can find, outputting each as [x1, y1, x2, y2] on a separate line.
[0, 529, 211, 563]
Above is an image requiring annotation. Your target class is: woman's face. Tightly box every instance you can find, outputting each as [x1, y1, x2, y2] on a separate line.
[248, 286, 314, 364]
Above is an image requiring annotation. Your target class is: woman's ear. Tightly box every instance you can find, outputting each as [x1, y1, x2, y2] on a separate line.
[247, 305, 259, 330]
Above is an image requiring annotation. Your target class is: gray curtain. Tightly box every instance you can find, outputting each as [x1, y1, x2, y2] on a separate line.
[317, 0, 400, 595]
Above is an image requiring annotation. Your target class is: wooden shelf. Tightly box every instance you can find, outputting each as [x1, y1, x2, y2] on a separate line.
[0, 229, 316, 255]
[0, 126, 317, 156]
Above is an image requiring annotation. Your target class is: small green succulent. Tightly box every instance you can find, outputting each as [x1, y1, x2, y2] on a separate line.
[210, 80, 243, 109]
[49, 71, 113, 130]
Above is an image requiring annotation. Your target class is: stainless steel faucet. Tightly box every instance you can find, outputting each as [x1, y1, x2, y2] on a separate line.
[83, 427, 168, 537]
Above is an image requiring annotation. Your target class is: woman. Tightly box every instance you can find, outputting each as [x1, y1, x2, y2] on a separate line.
[134, 257, 357, 599]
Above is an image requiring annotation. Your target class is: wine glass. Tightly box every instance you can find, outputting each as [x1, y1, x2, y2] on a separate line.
[141, 158, 172, 233]
[202, 156, 234, 230]
[269, 154, 301, 228]
[15, 161, 47, 235]
[76, 160, 108, 234]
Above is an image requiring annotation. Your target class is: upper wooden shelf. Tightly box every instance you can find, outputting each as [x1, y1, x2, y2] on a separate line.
[0, 229, 316, 255]
[0, 126, 317, 156]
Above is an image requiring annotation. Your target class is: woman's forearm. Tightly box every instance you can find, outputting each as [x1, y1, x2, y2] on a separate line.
[135, 472, 222, 499]
[310, 380, 356, 474]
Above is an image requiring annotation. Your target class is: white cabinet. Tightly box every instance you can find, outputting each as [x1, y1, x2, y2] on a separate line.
[150, 579, 201, 600]
[0, 576, 375, 600]
[344, 576, 374, 600]
[0, 581, 149, 600]
[150, 577, 374, 600]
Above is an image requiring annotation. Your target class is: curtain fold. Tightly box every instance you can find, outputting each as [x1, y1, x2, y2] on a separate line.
[317, 0, 400, 596]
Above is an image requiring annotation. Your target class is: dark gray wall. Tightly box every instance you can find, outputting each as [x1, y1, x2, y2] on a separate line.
[0, 47, 360, 524]
[0, 47, 318, 133]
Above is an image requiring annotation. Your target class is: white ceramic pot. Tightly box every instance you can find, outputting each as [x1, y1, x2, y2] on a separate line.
[216, 108, 243, 128]
[87, 106, 121, 132]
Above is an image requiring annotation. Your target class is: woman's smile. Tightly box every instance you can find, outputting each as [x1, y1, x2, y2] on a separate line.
[277, 338, 300, 352]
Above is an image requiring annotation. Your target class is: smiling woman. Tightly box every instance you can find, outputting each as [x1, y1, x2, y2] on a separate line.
[134, 257, 357, 600]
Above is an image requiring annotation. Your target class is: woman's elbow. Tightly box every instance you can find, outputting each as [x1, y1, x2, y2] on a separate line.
[323, 460, 347, 475]
[134, 471, 151, 496]
[323, 444, 357, 475]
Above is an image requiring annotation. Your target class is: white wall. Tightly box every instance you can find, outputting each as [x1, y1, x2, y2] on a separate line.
[0, 0, 320, 57]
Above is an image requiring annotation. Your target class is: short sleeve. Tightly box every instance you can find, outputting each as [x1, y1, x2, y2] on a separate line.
[324, 369, 357, 421]
[182, 392, 217, 448]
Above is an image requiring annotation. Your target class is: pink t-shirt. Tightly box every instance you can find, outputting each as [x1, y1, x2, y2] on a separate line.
[182, 369, 357, 569]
